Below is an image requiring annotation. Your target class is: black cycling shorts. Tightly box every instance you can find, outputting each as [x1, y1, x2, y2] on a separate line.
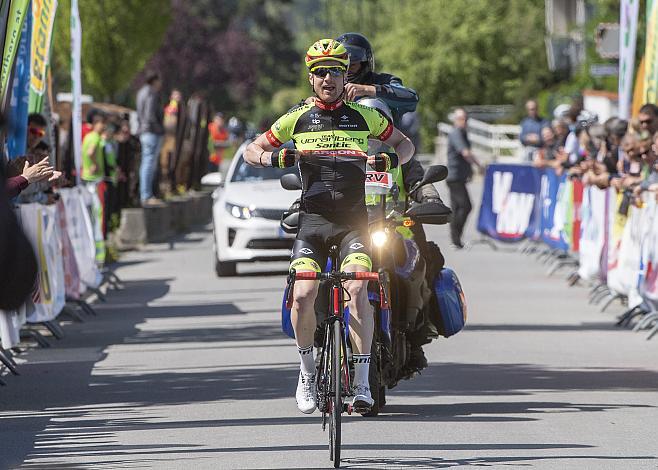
[290, 213, 372, 273]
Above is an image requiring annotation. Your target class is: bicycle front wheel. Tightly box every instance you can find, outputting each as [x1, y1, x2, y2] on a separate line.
[329, 319, 342, 466]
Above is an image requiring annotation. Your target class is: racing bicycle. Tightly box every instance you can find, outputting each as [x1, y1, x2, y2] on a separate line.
[285, 246, 389, 468]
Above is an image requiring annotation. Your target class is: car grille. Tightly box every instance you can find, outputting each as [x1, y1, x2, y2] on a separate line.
[256, 208, 285, 220]
[246, 238, 294, 250]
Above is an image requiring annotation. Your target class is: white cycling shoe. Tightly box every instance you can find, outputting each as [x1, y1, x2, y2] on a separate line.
[351, 383, 374, 411]
[296, 372, 317, 414]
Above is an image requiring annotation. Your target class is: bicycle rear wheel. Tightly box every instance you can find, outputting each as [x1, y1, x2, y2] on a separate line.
[329, 319, 342, 466]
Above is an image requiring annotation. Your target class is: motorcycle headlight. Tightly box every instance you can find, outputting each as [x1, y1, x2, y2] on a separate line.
[371, 230, 388, 248]
[226, 202, 252, 220]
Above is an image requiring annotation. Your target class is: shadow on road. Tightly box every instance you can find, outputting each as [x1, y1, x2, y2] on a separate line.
[0, 274, 290, 468]
[5, 271, 658, 469]
[393, 361, 658, 396]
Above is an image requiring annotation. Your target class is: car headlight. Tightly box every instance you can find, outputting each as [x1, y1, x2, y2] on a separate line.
[371, 230, 388, 248]
[226, 202, 253, 220]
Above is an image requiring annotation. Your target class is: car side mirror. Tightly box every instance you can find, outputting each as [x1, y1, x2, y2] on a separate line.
[201, 172, 223, 187]
[281, 173, 302, 191]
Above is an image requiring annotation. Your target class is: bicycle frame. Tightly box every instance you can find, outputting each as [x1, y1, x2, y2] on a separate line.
[285, 249, 389, 467]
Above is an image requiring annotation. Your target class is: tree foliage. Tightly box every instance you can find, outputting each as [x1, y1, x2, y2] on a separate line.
[288, 0, 557, 149]
[143, 0, 298, 122]
[52, 0, 171, 102]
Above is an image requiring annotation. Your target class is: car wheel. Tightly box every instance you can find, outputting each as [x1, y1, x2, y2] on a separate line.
[215, 259, 237, 277]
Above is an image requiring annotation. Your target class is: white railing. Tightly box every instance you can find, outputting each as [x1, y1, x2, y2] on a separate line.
[435, 118, 524, 165]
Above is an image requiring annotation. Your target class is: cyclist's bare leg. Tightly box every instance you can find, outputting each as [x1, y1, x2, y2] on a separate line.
[344, 264, 373, 354]
[344, 263, 375, 407]
[292, 277, 320, 413]
[291, 278, 320, 350]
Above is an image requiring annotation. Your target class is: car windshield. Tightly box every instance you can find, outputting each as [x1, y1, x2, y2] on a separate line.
[231, 155, 298, 182]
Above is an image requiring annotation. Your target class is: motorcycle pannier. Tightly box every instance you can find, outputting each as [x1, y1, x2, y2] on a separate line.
[433, 267, 467, 337]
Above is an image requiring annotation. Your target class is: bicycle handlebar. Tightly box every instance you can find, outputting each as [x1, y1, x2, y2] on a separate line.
[291, 271, 382, 282]
[286, 269, 390, 310]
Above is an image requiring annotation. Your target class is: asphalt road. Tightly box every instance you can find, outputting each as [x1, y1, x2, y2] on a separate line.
[1, 187, 658, 469]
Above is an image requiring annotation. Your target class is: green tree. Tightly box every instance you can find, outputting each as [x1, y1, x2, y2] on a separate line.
[288, 0, 556, 150]
[52, 0, 170, 102]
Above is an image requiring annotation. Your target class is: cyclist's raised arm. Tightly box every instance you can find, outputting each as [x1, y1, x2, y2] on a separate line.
[245, 111, 295, 167]
[383, 127, 415, 166]
[244, 134, 277, 167]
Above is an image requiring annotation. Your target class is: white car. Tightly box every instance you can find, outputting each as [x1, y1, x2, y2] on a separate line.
[211, 141, 300, 276]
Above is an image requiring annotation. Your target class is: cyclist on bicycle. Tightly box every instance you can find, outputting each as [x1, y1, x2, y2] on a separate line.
[245, 39, 415, 414]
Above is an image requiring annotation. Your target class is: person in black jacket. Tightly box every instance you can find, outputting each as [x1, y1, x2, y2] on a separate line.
[336, 33, 450, 217]
[337, 33, 451, 370]
[0, 113, 38, 310]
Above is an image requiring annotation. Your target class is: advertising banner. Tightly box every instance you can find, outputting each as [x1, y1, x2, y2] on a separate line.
[28, 0, 57, 112]
[59, 187, 101, 290]
[577, 185, 607, 282]
[539, 169, 569, 250]
[55, 199, 81, 299]
[477, 164, 541, 242]
[18, 203, 66, 323]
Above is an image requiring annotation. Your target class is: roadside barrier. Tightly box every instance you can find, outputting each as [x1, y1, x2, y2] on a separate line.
[476, 164, 658, 339]
[0, 187, 110, 375]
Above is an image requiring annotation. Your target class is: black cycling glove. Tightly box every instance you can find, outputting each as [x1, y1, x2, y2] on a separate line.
[271, 148, 301, 168]
[373, 152, 399, 172]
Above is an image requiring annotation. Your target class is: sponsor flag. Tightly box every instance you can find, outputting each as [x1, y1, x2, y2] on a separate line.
[1, 0, 30, 112]
[28, 0, 56, 113]
[6, 3, 30, 158]
[71, 0, 81, 183]
[619, 0, 639, 119]
[643, 0, 658, 103]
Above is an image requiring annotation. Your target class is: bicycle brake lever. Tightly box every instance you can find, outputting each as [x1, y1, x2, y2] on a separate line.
[378, 271, 390, 309]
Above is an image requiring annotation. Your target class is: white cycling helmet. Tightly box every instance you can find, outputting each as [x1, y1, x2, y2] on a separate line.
[357, 97, 393, 122]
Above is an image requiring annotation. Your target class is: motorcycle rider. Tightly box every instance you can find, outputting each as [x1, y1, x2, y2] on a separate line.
[244, 39, 415, 414]
[338, 32, 449, 369]
[336, 32, 450, 218]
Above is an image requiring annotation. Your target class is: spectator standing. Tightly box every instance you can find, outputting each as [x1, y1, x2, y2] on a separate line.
[638, 103, 658, 136]
[159, 89, 182, 195]
[0, 114, 38, 311]
[116, 119, 141, 208]
[519, 100, 549, 161]
[26, 113, 48, 154]
[136, 72, 164, 204]
[81, 114, 106, 183]
[102, 123, 120, 232]
[208, 112, 229, 173]
[446, 108, 484, 249]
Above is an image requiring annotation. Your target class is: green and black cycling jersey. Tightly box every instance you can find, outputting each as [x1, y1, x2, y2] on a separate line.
[266, 100, 392, 221]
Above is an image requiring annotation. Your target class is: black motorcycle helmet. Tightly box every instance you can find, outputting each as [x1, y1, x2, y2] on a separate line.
[336, 32, 375, 84]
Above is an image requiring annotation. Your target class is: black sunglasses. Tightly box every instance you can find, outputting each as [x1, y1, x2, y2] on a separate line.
[311, 67, 345, 78]
[640, 119, 654, 125]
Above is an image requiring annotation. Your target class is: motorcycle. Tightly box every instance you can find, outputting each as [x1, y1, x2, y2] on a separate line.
[279, 163, 449, 416]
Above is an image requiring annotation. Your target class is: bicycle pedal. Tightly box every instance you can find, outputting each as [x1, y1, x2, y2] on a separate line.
[352, 402, 372, 414]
